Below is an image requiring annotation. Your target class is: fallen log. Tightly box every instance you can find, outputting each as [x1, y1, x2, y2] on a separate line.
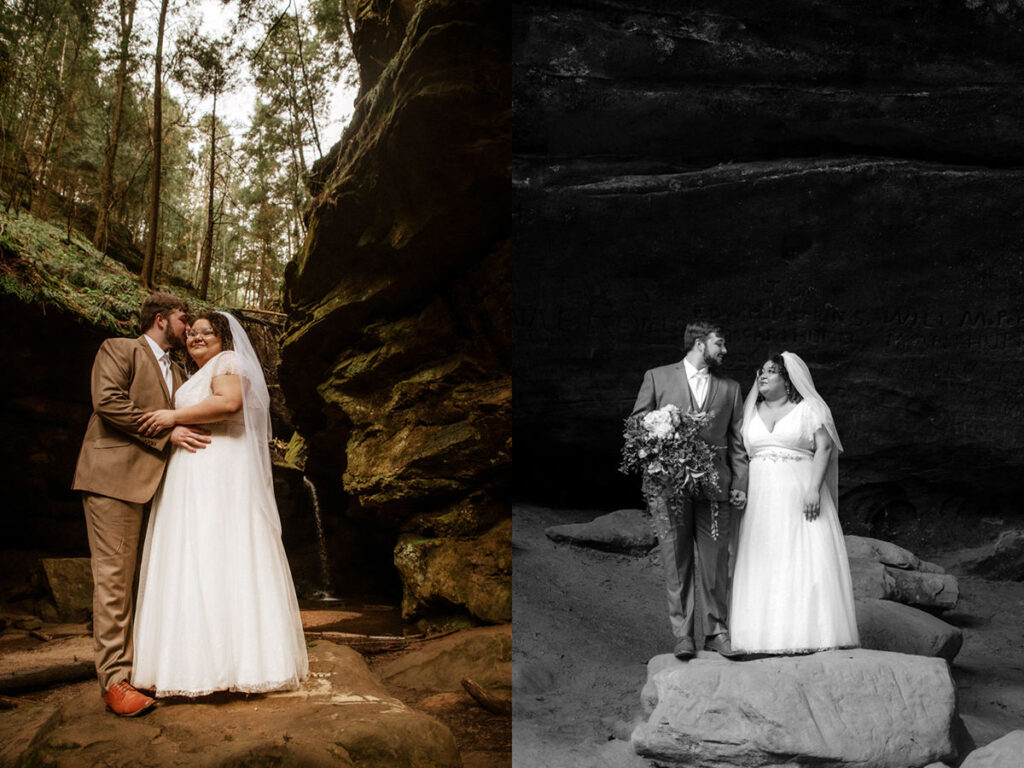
[0, 660, 94, 694]
[461, 677, 511, 716]
[304, 631, 426, 654]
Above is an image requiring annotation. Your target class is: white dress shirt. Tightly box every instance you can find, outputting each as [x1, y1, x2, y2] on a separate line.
[683, 359, 710, 408]
[143, 333, 174, 395]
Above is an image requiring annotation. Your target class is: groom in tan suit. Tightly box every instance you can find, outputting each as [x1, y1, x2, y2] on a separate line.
[72, 292, 209, 715]
[631, 320, 748, 660]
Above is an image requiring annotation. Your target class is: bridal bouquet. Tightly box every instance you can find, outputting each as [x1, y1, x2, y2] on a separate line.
[619, 404, 722, 539]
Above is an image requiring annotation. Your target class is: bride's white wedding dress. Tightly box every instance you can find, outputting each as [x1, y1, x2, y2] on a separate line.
[132, 348, 308, 696]
[730, 398, 859, 654]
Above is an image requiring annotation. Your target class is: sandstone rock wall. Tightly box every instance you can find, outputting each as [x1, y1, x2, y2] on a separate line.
[512, 0, 1024, 549]
[279, 0, 511, 621]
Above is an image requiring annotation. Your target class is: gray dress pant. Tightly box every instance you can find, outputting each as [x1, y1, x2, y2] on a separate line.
[650, 494, 733, 642]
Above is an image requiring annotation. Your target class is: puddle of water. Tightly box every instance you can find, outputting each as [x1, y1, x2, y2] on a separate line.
[298, 600, 415, 637]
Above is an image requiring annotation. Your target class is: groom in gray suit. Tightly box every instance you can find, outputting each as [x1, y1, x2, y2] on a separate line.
[631, 320, 748, 659]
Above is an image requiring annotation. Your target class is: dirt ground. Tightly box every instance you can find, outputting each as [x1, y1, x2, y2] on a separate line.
[511, 504, 1024, 767]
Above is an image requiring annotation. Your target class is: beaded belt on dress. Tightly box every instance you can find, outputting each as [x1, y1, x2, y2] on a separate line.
[750, 448, 812, 463]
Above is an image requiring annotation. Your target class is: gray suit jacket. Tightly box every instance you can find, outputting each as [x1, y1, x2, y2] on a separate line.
[630, 361, 748, 501]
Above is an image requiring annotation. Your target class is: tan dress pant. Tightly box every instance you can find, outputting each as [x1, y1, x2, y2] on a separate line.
[82, 492, 144, 691]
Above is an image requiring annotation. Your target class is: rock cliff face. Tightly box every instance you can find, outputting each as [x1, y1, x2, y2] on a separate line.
[0, 296, 108, 554]
[512, 0, 1024, 551]
[279, 0, 511, 621]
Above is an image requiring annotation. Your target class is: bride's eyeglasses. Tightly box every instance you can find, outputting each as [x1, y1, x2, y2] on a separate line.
[185, 329, 217, 339]
[756, 366, 783, 377]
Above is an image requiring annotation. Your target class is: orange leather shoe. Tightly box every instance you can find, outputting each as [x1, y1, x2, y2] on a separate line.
[102, 681, 156, 716]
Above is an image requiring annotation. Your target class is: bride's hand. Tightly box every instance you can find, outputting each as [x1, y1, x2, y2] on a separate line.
[802, 488, 821, 521]
[138, 409, 176, 435]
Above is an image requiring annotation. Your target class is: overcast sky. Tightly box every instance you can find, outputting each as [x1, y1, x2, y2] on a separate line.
[141, 0, 358, 155]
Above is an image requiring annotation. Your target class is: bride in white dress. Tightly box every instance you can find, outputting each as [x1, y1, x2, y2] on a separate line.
[729, 351, 859, 655]
[131, 311, 308, 696]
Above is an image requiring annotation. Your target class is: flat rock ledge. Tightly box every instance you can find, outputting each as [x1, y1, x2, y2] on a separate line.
[632, 649, 957, 768]
[9, 639, 460, 768]
[544, 509, 656, 554]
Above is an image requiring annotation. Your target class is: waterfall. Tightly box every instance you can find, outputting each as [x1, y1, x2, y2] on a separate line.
[302, 475, 338, 601]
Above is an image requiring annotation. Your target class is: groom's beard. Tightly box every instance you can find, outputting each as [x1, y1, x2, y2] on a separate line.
[162, 326, 185, 350]
[704, 353, 724, 370]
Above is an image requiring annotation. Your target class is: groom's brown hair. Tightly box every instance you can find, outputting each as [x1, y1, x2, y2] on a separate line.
[683, 320, 722, 352]
[140, 291, 189, 332]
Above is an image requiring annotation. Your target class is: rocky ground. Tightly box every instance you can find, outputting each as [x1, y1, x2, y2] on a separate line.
[512, 504, 1024, 767]
[0, 606, 510, 767]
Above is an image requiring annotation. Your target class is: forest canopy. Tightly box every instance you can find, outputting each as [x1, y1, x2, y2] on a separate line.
[0, 0, 357, 309]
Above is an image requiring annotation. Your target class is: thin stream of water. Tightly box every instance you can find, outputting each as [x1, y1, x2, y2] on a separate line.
[302, 475, 339, 602]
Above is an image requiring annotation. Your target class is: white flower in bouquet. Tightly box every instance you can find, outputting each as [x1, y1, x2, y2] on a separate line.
[641, 403, 681, 439]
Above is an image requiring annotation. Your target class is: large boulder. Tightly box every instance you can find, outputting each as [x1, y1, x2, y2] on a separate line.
[38, 558, 92, 623]
[394, 519, 511, 623]
[279, 0, 510, 621]
[632, 649, 957, 767]
[846, 535, 945, 574]
[544, 509, 656, 554]
[849, 557, 959, 612]
[855, 598, 963, 661]
[960, 730, 1024, 768]
[27, 639, 460, 768]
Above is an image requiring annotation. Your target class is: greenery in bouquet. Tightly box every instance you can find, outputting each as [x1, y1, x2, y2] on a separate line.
[619, 404, 723, 539]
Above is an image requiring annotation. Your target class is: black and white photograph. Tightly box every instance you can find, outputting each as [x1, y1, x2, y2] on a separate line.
[512, 1, 1024, 766]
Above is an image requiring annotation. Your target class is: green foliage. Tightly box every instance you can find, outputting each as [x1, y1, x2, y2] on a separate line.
[0, 208, 185, 335]
[0, 0, 357, 312]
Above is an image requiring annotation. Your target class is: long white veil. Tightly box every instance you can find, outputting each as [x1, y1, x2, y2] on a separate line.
[219, 311, 282, 535]
[742, 351, 843, 506]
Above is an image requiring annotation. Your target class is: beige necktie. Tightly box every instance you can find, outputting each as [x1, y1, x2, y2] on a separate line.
[159, 352, 173, 394]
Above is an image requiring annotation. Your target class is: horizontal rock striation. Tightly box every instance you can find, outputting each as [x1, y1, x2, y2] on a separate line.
[279, 0, 511, 621]
[512, 0, 1024, 548]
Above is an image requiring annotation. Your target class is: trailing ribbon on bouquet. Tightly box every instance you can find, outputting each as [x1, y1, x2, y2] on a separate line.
[619, 404, 722, 540]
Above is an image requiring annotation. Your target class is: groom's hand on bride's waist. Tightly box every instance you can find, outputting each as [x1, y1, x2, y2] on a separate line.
[169, 425, 212, 453]
[729, 489, 746, 508]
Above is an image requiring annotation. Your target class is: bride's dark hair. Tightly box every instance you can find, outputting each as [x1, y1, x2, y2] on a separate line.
[185, 311, 234, 373]
[756, 353, 803, 404]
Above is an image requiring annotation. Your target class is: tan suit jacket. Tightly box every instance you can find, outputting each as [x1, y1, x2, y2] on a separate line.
[631, 361, 748, 501]
[72, 335, 184, 504]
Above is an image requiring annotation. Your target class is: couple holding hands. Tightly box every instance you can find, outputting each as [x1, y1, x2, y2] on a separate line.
[631, 320, 860, 660]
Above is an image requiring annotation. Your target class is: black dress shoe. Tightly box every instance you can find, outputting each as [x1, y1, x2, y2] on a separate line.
[673, 637, 696, 660]
[705, 633, 741, 659]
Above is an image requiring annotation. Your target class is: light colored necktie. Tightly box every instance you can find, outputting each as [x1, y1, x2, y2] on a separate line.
[691, 369, 709, 407]
[160, 352, 173, 394]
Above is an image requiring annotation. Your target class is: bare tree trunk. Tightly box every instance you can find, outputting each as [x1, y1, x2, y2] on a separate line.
[94, 0, 137, 251]
[257, 240, 267, 307]
[198, 92, 218, 300]
[292, 13, 322, 157]
[141, 0, 170, 289]
[8, 20, 57, 212]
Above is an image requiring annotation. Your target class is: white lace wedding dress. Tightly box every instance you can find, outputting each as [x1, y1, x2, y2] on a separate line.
[132, 350, 308, 696]
[730, 399, 859, 654]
